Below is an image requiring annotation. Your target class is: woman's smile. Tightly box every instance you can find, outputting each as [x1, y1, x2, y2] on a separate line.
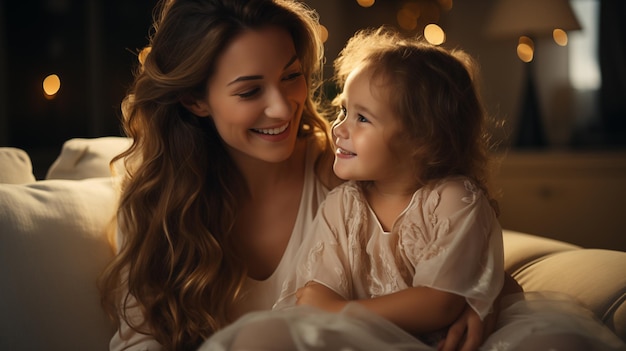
[251, 121, 290, 135]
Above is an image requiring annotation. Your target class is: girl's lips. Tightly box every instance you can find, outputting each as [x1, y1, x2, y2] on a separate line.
[335, 147, 356, 157]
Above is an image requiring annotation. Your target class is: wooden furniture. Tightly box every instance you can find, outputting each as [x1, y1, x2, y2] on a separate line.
[494, 151, 626, 252]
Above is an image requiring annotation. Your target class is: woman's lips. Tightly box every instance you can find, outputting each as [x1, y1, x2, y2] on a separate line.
[250, 122, 290, 135]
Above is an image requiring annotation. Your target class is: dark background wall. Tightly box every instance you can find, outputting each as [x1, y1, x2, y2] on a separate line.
[1, 0, 624, 179]
[1, 0, 154, 177]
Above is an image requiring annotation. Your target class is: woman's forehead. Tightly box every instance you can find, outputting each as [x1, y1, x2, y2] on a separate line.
[212, 27, 298, 83]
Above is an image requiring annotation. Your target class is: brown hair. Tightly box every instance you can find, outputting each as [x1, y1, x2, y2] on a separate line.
[333, 27, 499, 212]
[98, 0, 332, 349]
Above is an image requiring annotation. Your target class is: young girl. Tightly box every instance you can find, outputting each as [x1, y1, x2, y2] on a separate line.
[202, 27, 625, 350]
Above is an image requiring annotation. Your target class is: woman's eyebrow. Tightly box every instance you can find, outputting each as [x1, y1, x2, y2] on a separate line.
[228, 55, 299, 86]
[228, 75, 262, 85]
[284, 54, 298, 69]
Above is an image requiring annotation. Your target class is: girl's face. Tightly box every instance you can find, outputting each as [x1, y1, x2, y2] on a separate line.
[188, 26, 307, 164]
[333, 67, 414, 184]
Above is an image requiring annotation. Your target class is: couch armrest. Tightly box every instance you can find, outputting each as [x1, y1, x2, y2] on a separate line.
[503, 230, 626, 342]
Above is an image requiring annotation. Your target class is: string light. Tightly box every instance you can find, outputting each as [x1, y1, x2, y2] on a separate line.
[43, 74, 61, 99]
[356, 0, 375, 8]
[424, 23, 445, 45]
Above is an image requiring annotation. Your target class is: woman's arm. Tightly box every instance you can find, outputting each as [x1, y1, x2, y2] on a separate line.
[296, 282, 466, 335]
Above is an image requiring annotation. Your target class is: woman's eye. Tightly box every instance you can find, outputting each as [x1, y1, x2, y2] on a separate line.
[237, 88, 260, 99]
[283, 72, 303, 81]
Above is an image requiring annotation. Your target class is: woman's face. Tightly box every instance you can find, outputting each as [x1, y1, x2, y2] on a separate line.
[191, 26, 307, 164]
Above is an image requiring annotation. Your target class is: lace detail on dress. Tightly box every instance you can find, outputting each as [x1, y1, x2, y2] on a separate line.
[462, 179, 480, 204]
[300, 240, 324, 282]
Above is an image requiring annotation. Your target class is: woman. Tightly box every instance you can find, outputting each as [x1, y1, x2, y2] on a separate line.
[99, 1, 503, 350]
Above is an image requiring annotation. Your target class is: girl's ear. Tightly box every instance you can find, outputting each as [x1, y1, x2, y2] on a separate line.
[181, 95, 212, 117]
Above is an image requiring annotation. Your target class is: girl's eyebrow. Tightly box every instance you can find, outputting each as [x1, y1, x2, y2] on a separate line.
[353, 103, 376, 119]
[227, 55, 299, 86]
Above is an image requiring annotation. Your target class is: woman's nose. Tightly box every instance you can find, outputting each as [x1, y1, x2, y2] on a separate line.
[264, 87, 291, 120]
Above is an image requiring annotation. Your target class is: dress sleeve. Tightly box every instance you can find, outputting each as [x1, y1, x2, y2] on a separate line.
[403, 178, 504, 319]
[273, 185, 355, 309]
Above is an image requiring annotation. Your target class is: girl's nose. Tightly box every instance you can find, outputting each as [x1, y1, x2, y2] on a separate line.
[265, 87, 291, 120]
[332, 118, 348, 139]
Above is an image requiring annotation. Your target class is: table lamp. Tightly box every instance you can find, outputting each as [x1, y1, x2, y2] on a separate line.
[485, 0, 581, 148]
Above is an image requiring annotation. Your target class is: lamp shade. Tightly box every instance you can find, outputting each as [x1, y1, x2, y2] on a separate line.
[485, 0, 582, 38]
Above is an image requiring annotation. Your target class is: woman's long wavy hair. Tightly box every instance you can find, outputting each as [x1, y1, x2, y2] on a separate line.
[333, 27, 499, 213]
[98, 0, 332, 349]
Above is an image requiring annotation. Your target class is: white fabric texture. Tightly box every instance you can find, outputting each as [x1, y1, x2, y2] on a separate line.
[484, 291, 626, 350]
[46, 137, 132, 180]
[276, 177, 504, 321]
[0, 147, 36, 184]
[0, 177, 118, 351]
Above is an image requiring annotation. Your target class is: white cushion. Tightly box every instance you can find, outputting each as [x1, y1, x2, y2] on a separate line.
[0, 177, 118, 350]
[0, 147, 36, 184]
[46, 137, 132, 180]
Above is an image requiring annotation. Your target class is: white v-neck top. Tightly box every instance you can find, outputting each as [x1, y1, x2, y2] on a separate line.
[231, 145, 330, 317]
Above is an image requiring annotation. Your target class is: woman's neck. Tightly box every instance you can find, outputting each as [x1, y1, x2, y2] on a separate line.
[230, 139, 307, 198]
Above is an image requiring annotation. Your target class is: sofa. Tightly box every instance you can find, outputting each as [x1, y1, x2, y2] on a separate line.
[1, 137, 625, 351]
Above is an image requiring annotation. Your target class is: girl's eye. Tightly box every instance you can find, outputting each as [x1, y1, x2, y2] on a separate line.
[237, 88, 260, 99]
[357, 114, 369, 123]
[283, 71, 303, 81]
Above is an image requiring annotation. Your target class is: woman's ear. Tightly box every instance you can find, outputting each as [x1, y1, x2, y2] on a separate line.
[181, 95, 212, 117]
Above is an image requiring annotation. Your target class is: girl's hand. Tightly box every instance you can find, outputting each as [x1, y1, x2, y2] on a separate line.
[437, 304, 492, 351]
[295, 281, 347, 312]
[438, 273, 522, 351]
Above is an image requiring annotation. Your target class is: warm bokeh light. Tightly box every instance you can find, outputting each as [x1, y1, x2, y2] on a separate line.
[517, 36, 534, 63]
[424, 23, 445, 45]
[397, 2, 421, 31]
[319, 24, 329, 43]
[356, 0, 375, 8]
[518, 35, 534, 49]
[397, 8, 418, 31]
[43, 74, 61, 98]
[553, 28, 569, 46]
[438, 0, 453, 12]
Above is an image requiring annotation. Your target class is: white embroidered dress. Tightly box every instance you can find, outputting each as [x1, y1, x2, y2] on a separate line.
[276, 176, 503, 322]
